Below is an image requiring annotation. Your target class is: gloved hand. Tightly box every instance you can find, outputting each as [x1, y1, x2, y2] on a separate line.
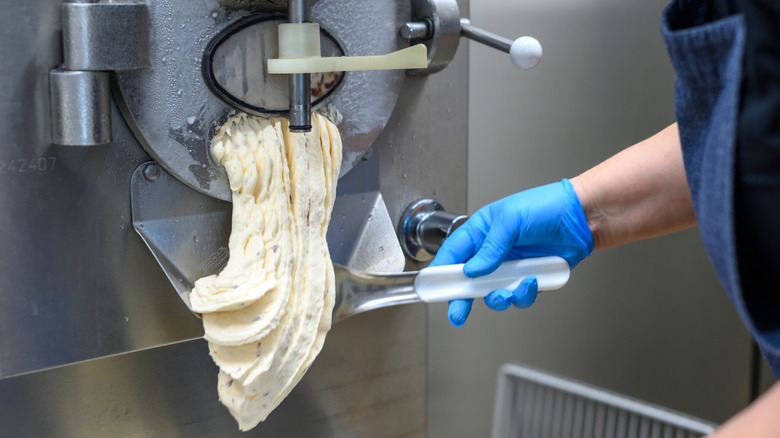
[429, 179, 593, 326]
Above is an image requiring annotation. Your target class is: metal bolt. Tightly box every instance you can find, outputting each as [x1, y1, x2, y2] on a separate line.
[400, 21, 432, 41]
[143, 163, 161, 182]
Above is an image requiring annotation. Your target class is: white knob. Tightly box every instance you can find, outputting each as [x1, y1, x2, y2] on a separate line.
[510, 36, 542, 70]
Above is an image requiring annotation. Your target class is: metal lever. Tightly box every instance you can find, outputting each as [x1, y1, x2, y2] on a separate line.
[459, 18, 542, 70]
[401, 0, 542, 74]
[398, 199, 469, 262]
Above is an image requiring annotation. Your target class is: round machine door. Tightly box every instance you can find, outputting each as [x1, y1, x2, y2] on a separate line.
[115, 0, 411, 201]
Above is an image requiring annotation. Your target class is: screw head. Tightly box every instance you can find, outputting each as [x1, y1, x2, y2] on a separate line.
[143, 163, 161, 182]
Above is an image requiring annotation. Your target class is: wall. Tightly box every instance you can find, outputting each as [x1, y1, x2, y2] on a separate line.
[428, 1, 757, 436]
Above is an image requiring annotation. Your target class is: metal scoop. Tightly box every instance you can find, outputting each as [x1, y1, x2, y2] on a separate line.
[332, 256, 570, 323]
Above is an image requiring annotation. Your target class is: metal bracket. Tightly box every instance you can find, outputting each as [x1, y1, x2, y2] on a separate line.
[51, 1, 151, 146]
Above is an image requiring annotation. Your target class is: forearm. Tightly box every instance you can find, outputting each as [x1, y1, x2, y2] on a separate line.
[569, 123, 696, 250]
[709, 381, 780, 437]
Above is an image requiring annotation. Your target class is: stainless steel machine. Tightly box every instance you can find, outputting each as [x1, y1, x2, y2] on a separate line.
[0, 0, 539, 435]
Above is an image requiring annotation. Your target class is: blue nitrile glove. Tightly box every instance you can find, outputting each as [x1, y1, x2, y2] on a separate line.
[429, 179, 593, 326]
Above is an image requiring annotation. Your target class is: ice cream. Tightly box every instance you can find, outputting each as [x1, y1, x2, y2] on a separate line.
[189, 112, 342, 431]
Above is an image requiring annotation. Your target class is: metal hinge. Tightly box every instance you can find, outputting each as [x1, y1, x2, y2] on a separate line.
[50, 0, 150, 146]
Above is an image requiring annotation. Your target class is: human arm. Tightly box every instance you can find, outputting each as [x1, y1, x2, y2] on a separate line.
[570, 123, 697, 250]
[707, 381, 780, 437]
[433, 123, 697, 325]
[573, 123, 780, 437]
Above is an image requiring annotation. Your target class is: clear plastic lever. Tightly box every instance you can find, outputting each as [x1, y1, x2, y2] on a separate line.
[268, 23, 428, 74]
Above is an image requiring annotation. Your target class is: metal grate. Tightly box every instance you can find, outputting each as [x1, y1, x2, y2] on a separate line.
[491, 363, 717, 438]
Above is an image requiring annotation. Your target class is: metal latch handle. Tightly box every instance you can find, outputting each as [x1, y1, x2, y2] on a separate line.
[459, 18, 542, 70]
[400, 0, 542, 74]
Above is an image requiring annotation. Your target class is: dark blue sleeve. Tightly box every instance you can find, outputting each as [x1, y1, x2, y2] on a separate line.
[733, 0, 780, 352]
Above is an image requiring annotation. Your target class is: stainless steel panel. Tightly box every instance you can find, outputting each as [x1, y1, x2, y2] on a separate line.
[0, 308, 426, 437]
[0, 1, 467, 436]
[0, 0, 204, 375]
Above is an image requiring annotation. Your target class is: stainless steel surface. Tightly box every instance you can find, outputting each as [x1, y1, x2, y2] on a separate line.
[287, 0, 312, 132]
[0, 0, 467, 435]
[0, 0, 422, 374]
[329, 167, 407, 272]
[49, 69, 112, 146]
[114, 0, 412, 201]
[0, 309, 426, 437]
[0, 78, 203, 379]
[399, 198, 468, 262]
[492, 363, 716, 438]
[62, 1, 150, 71]
[130, 154, 406, 317]
[407, 0, 462, 75]
[0, 100, 202, 378]
[130, 162, 231, 315]
[459, 18, 511, 53]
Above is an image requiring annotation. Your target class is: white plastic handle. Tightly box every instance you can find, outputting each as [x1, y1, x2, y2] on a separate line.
[510, 36, 543, 70]
[413, 256, 570, 303]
